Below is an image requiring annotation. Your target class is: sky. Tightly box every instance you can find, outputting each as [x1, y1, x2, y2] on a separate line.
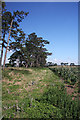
[3, 2, 78, 65]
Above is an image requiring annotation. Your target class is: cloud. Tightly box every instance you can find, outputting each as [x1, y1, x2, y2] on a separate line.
[47, 57, 78, 65]
[47, 57, 62, 65]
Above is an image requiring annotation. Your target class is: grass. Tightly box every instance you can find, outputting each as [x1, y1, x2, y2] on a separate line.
[2, 67, 79, 118]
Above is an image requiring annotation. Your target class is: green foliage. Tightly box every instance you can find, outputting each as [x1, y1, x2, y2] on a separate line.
[37, 85, 79, 119]
[2, 67, 79, 119]
[5, 63, 12, 67]
[2, 69, 12, 81]
[25, 101, 62, 118]
[9, 33, 52, 68]
[8, 85, 20, 92]
[10, 69, 31, 75]
[2, 2, 29, 67]
[17, 84, 79, 119]
[16, 96, 62, 118]
[50, 67, 78, 85]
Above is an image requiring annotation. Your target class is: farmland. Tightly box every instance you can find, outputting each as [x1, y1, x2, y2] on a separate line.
[2, 66, 79, 119]
[49, 66, 78, 85]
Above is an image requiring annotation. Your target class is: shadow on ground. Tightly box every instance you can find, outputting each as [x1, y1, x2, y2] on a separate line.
[8, 68, 32, 75]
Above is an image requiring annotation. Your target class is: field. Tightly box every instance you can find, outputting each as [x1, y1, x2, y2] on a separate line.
[2, 66, 80, 119]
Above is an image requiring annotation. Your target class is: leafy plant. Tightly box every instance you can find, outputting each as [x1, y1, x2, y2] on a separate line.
[37, 85, 79, 119]
[50, 67, 78, 85]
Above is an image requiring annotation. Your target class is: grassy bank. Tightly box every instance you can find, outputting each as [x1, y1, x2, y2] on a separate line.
[2, 67, 79, 118]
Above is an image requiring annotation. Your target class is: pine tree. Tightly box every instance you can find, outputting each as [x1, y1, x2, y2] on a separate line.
[2, 3, 29, 69]
[23, 32, 52, 67]
[8, 32, 52, 67]
[1, 2, 7, 65]
[9, 29, 26, 67]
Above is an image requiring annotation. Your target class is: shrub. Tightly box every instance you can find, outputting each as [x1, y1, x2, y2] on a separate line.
[50, 67, 78, 85]
[37, 85, 79, 119]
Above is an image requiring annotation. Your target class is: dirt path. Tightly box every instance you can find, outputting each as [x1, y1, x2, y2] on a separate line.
[64, 83, 80, 100]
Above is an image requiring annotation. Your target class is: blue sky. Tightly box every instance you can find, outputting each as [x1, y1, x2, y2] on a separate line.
[4, 2, 78, 65]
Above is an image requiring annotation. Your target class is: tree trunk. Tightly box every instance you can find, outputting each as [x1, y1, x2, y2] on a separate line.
[22, 62, 25, 67]
[16, 58, 19, 67]
[26, 63, 28, 68]
[30, 62, 33, 67]
[1, 44, 3, 65]
[36, 55, 39, 67]
[1, 34, 5, 65]
[3, 19, 13, 70]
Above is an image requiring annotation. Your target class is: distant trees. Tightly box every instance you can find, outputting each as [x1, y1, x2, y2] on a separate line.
[54, 63, 57, 66]
[61, 63, 68, 66]
[9, 33, 52, 67]
[61, 63, 75, 66]
[70, 63, 75, 66]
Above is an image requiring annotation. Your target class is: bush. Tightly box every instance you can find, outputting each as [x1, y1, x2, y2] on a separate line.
[26, 101, 62, 118]
[18, 97, 62, 118]
[37, 85, 79, 119]
[50, 67, 78, 85]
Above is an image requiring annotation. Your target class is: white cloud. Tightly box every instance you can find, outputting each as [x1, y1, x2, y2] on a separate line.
[47, 57, 78, 65]
[47, 57, 62, 65]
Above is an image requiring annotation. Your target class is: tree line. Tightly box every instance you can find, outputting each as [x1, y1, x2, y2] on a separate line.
[1, 2, 52, 69]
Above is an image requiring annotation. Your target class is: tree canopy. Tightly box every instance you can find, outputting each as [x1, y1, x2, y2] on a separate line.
[2, 2, 52, 68]
[1, 2, 29, 68]
[9, 33, 52, 67]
